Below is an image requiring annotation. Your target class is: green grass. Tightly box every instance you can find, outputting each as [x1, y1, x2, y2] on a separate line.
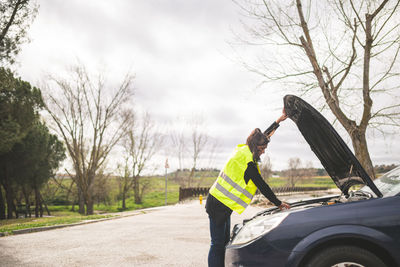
[291, 176, 337, 188]
[94, 190, 180, 213]
[0, 213, 114, 234]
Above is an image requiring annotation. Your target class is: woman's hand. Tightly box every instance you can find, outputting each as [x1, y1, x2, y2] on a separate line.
[278, 202, 291, 210]
[276, 108, 288, 124]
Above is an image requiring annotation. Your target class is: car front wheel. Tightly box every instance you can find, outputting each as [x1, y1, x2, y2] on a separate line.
[304, 245, 387, 267]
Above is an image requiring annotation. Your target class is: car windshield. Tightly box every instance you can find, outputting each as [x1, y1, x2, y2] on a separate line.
[361, 166, 400, 197]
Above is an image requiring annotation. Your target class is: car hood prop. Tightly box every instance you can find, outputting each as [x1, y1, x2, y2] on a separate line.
[283, 95, 382, 197]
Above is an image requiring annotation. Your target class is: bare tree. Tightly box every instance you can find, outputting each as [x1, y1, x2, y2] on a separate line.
[168, 115, 218, 188]
[286, 157, 303, 188]
[92, 169, 111, 207]
[235, 0, 400, 179]
[122, 112, 163, 204]
[303, 161, 315, 179]
[169, 123, 187, 186]
[195, 138, 219, 187]
[187, 117, 208, 188]
[116, 156, 132, 210]
[44, 64, 134, 215]
[260, 155, 272, 182]
[286, 158, 315, 187]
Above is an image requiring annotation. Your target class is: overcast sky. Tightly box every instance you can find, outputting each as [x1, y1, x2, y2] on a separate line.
[15, 0, 400, 172]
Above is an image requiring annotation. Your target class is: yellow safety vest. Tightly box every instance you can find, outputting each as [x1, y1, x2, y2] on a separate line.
[209, 144, 258, 214]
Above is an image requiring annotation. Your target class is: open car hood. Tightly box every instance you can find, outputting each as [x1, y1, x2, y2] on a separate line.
[283, 95, 382, 197]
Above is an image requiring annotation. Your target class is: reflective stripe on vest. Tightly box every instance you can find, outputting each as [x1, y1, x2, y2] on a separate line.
[209, 144, 258, 214]
[214, 183, 248, 209]
[220, 171, 253, 200]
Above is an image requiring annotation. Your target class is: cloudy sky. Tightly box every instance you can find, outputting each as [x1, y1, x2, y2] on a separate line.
[15, 0, 400, 172]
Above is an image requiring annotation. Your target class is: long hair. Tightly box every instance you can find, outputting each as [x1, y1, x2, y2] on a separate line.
[246, 128, 269, 162]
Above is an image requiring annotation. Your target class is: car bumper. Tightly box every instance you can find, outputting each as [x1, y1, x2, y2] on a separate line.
[225, 238, 290, 267]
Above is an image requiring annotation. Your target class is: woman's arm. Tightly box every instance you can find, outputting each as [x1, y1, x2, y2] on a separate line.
[245, 162, 281, 206]
[264, 108, 288, 138]
[245, 162, 291, 210]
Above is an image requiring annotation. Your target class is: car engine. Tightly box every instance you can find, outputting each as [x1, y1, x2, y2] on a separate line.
[255, 190, 374, 217]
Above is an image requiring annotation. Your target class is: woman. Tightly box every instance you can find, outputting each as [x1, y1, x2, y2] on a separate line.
[206, 109, 291, 267]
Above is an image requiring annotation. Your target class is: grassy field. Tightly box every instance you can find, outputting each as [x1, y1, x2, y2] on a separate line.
[268, 176, 337, 188]
[0, 174, 336, 235]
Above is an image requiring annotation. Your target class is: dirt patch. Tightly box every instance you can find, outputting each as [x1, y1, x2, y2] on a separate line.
[126, 252, 159, 264]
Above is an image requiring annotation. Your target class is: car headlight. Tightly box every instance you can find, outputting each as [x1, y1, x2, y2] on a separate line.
[231, 213, 288, 245]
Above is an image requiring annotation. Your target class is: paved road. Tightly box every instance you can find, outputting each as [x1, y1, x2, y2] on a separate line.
[0, 201, 264, 267]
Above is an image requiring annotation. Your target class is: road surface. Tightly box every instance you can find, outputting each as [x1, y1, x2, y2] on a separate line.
[0, 200, 264, 267]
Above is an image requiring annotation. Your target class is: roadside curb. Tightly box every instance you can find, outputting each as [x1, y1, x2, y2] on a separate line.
[0, 206, 165, 237]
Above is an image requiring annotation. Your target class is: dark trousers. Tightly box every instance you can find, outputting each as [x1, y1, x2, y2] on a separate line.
[208, 215, 231, 267]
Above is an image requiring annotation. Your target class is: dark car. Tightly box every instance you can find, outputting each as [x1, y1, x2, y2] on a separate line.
[225, 95, 400, 267]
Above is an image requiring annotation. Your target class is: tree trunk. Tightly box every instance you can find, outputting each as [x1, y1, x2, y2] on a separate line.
[188, 168, 195, 188]
[22, 187, 30, 218]
[34, 187, 44, 217]
[40, 193, 50, 216]
[34, 186, 39, 218]
[296, 1, 376, 181]
[86, 194, 94, 215]
[134, 176, 141, 204]
[349, 128, 375, 179]
[85, 180, 94, 215]
[122, 190, 126, 210]
[3, 180, 15, 219]
[39, 201, 43, 217]
[15, 200, 20, 219]
[26, 200, 31, 218]
[0, 185, 5, 219]
[1, 165, 15, 219]
[78, 187, 85, 214]
[71, 197, 75, 212]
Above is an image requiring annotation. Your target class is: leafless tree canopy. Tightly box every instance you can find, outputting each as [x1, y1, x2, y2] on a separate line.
[168, 115, 218, 188]
[170, 126, 186, 172]
[187, 118, 209, 187]
[260, 155, 272, 182]
[285, 157, 314, 187]
[121, 112, 164, 204]
[44, 64, 134, 215]
[234, 0, 400, 179]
